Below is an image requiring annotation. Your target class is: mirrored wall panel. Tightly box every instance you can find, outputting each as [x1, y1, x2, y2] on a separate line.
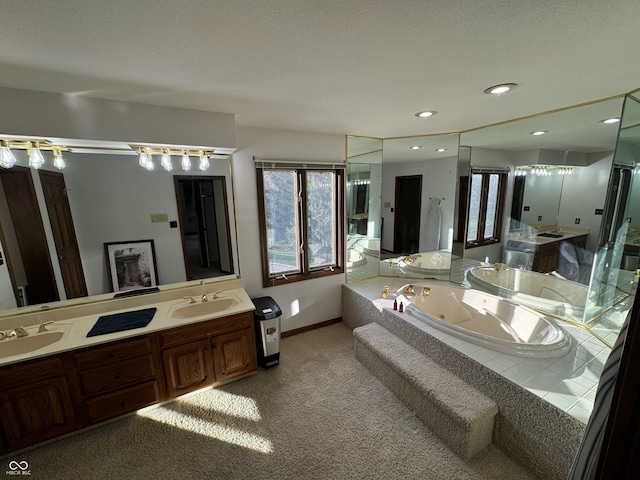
[0, 148, 239, 314]
[459, 97, 627, 323]
[379, 134, 460, 280]
[586, 95, 640, 321]
[346, 136, 382, 282]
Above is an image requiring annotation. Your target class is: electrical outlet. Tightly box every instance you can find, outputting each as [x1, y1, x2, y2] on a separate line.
[523, 206, 530, 211]
[170, 220, 178, 228]
[595, 208, 604, 215]
[575, 218, 581, 224]
[538, 215, 542, 221]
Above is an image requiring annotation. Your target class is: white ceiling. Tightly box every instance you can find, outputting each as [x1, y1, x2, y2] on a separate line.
[1, 1, 639, 139]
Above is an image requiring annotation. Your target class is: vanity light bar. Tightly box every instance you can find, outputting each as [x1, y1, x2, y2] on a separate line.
[0, 138, 68, 170]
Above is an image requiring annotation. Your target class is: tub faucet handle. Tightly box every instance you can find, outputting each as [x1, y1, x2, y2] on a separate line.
[183, 296, 196, 304]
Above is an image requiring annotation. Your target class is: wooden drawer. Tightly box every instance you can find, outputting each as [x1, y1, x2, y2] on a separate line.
[160, 312, 253, 347]
[0, 356, 65, 389]
[85, 381, 160, 424]
[73, 337, 153, 369]
[79, 354, 156, 396]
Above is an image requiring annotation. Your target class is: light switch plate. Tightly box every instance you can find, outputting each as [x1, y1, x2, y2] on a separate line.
[150, 213, 169, 223]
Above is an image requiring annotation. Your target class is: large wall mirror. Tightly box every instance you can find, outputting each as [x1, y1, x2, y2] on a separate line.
[346, 136, 382, 283]
[379, 134, 460, 280]
[586, 94, 640, 322]
[0, 146, 239, 315]
[459, 97, 639, 323]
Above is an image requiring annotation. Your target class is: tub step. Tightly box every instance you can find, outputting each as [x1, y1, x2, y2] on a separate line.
[353, 322, 498, 460]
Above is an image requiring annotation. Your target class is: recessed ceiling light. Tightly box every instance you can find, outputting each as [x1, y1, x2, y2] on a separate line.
[436, 148, 447, 152]
[415, 110, 437, 118]
[484, 83, 518, 95]
[602, 118, 620, 124]
[531, 131, 547, 136]
[410, 145, 421, 150]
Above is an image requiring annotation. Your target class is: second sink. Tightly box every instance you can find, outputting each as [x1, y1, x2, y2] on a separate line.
[171, 298, 237, 319]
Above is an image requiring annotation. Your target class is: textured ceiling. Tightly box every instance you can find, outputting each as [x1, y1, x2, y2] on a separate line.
[0, 0, 639, 138]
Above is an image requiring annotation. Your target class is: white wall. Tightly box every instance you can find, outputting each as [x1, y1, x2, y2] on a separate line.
[557, 153, 613, 252]
[233, 126, 345, 333]
[380, 156, 457, 252]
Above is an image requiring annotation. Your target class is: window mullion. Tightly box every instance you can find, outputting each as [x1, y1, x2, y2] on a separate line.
[298, 171, 308, 274]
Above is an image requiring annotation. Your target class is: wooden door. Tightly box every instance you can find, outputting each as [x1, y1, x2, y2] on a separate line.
[393, 175, 422, 254]
[39, 170, 88, 299]
[0, 167, 58, 305]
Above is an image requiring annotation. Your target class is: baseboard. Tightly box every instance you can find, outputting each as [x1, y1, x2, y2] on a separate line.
[281, 317, 342, 338]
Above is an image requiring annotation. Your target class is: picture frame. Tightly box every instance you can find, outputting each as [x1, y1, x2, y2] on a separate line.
[104, 239, 159, 292]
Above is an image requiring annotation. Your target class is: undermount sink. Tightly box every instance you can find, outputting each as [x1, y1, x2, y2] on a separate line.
[171, 298, 237, 319]
[0, 331, 65, 359]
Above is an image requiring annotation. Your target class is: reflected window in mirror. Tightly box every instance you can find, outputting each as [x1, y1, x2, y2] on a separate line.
[465, 169, 507, 248]
[256, 163, 344, 287]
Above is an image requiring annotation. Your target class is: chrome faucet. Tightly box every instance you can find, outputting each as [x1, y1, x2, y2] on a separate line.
[9, 327, 28, 338]
[183, 296, 196, 304]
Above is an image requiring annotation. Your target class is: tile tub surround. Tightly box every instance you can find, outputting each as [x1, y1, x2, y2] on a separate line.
[342, 278, 627, 480]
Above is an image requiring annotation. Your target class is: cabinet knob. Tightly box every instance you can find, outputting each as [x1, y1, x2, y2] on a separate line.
[110, 352, 117, 358]
[120, 401, 126, 408]
[115, 374, 122, 380]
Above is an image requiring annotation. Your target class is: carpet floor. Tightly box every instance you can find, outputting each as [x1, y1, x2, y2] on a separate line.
[2, 323, 538, 479]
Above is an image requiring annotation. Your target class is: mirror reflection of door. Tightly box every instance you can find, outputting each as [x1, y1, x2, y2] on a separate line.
[393, 175, 421, 254]
[0, 166, 59, 306]
[510, 175, 526, 231]
[175, 176, 233, 281]
[39, 170, 88, 299]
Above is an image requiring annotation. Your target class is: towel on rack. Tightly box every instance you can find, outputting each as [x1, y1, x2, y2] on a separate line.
[423, 197, 443, 251]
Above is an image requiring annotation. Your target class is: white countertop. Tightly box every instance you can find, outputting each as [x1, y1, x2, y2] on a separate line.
[507, 227, 589, 246]
[0, 279, 255, 367]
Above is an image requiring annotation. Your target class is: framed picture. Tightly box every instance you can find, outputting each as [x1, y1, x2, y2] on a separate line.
[104, 240, 159, 292]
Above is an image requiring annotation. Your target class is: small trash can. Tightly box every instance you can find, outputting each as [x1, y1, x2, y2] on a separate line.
[252, 296, 282, 368]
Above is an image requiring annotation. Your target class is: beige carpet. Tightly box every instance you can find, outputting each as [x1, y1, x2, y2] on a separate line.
[3, 323, 538, 479]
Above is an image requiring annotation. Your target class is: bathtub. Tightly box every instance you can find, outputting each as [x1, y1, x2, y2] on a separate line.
[397, 251, 452, 276]
[347, 249, 368, 268]
[466, 266, 588, 319]
[396, 283, 571, 358]
[348, 235, 380, 256]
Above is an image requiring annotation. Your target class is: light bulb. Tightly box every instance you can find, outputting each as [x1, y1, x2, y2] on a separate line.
[161, 153, 173, 172]
[29, 144, 45, 169]
[139, 152, 149, 168]
[0, 144, 17, 168]
[53, 153, 65, 169]
[199, 155, 210, 171]
[182, 154, 191, 171]
[145, 155, 155, 171]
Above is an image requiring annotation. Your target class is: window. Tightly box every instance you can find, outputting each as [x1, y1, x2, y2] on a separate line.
[256, 164, 344, 286]
[465, 170, 507, 248]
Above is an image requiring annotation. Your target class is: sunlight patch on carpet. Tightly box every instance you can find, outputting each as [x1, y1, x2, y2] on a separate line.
[175, 388, 263, 421]
[138, 407, 273, 453]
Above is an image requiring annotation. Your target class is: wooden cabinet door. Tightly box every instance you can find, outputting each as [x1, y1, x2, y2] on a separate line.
[162, 339, 215, 398]
[0, 376, 77, 449]
[212, 328, 256, 381]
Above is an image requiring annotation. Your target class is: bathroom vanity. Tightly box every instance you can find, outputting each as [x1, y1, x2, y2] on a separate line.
[505, 227, 589, 273]
[0, 279, 257, 454]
